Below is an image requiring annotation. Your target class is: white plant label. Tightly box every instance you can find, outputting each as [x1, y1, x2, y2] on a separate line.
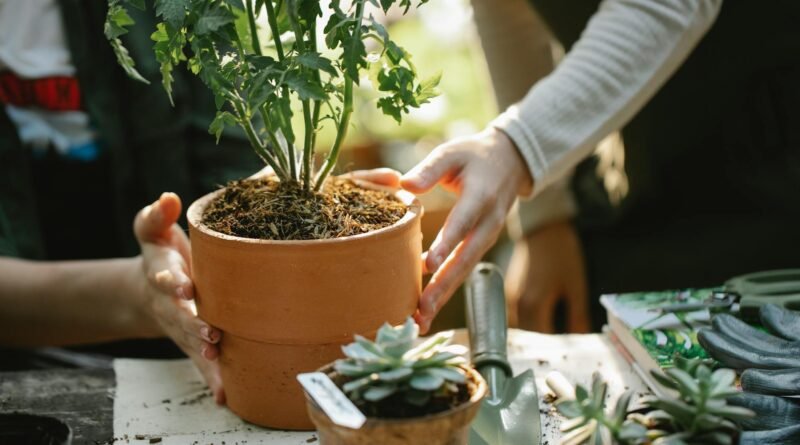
[297, 372, 367, 429]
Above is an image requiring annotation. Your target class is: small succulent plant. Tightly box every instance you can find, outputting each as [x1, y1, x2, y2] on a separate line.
[557, 356, 754, 445]
[556, 373, 647, 445]
[334, 317, 468, 407]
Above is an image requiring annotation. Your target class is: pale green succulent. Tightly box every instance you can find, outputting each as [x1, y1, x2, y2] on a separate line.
[557, 356, 754, 445]
[334, 317, 468, 406]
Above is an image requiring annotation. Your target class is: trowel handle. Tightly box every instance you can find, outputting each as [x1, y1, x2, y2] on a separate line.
[465, 263, 513, 376]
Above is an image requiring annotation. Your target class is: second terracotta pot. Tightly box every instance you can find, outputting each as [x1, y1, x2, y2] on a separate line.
[305, 365, 488, 445]
[187, 185, 422, 430]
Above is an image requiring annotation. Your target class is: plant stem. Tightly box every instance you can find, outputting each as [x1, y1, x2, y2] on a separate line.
[285, 2, 314, 190]
[314, 80, 351, 190]
[259, 105, 289, 164]
[234, 100, 287, 179]
[259, 107, 290, 171]
[301, 101, 313, 190]
[245, 0, 262, 56]
[313, 0, 364, 191]
[263, 0, 297, 181]
[232, 35, 290, 173]
[263, 0, 285, 61]
[309, 22, 322, 155]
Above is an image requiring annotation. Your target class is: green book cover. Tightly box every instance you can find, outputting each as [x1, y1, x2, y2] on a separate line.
[601, 288, 716, 369]
[631, 328, 709, 368]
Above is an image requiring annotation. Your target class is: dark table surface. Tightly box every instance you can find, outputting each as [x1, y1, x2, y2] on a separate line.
[0, 368, 115, 444]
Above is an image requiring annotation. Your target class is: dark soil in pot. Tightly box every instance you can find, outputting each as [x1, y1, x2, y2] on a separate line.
[353, 384, 471, 419]
[202, 177, 407, 240]
[332, 369, 477, 419]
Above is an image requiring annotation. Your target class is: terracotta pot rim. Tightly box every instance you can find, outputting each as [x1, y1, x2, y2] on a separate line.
[187, 183, 422, 247]
[307, 364, 487, 427]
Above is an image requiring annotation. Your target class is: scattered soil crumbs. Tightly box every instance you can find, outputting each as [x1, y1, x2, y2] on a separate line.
[203, 177, 407, 240]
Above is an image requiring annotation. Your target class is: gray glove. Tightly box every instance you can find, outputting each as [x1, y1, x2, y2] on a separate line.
[729, 393, 800, 445]
[698, 304, 800, 445]
[698, 304, 800, 396]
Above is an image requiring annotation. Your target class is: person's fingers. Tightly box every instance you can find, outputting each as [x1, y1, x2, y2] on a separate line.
[425, 190, 488, 273]
[134, 193, 182, 245]
[344, 168, 402, 188]
[247, 166, 275, 179]
[187, 347, 226, 405]
[415, 213, 505, 333]
[207, 365, 226, 405]
[149, 290, 225, 403]
[168, 224, 193, 272]
[401, 145, 462, 194]
[149, 289, 221, 347]
[421, 251, 431, 276]
[147, 249, 194, 300]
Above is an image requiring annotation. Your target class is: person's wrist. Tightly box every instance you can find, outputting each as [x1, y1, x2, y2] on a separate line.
[491, 128, 534, 196]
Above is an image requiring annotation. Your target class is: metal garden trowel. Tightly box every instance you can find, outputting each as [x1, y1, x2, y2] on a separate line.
[466, 263, 542, 445]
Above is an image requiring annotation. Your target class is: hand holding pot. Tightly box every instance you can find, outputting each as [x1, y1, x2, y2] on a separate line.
[133, 193, 225, 404]
[401, 128, 533, 333]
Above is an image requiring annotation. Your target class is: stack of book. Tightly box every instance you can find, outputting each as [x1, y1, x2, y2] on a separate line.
[601, 288, 716, 398]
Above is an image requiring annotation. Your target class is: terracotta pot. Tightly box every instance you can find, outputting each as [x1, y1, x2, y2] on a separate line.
[187, 185, 422, 430]
[305, 365, 487, 445]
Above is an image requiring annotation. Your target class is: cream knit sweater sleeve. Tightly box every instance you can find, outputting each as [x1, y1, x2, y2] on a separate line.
[471, 0, 578, 235]
[488, 0, 723, 198]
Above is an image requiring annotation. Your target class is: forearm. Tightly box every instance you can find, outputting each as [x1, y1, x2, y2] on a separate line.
[491, 0, 723, 196]
[0, 256, 158, 347]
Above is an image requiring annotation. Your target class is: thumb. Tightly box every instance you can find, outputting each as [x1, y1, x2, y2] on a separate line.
[344, 168, 402, 188]
[401, 146, 461, 194]
[134, 192, 182, 244]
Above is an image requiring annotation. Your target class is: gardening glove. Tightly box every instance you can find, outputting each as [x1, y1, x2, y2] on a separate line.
[400, 128, 533, 333]
[134, 193, 225, 404]
[698, 304, 800, 396]
[505, 221, 591, 333]
[698, 305, 800, 444]
[727, 392, 800, 445]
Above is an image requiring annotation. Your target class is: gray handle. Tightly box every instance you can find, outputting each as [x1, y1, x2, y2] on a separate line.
[465, 263, 512, 375]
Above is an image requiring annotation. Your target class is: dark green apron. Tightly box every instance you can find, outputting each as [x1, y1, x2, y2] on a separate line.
[530, 1, 800, 329]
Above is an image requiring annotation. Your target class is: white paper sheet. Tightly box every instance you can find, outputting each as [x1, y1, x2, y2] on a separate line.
[113, 329, 648, 444]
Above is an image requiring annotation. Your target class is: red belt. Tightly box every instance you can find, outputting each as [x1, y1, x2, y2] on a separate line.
[0, 71, 82, 111]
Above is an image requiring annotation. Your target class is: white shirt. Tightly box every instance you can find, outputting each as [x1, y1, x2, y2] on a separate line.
[0, 0, 96, 155]
[0, 0, 75, 78]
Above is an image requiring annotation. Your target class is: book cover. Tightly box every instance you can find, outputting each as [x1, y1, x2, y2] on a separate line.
[601, 288, 716, 395]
